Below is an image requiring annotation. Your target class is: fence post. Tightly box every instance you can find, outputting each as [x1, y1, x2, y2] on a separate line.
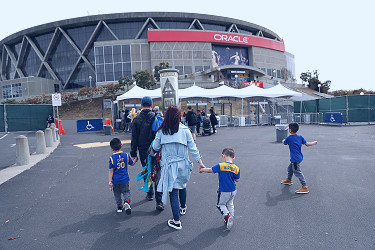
[35, 130, 47, 154]
[4, 104, 8, 133]
[45, 128, 53, 147]
[16, 135, 30, 166]
[346, 95, 349, 123]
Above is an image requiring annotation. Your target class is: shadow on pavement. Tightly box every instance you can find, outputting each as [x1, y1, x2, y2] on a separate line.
[265, 185, 303, 206]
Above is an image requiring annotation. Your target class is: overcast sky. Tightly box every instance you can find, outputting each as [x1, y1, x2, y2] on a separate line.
[1, 0, 374, 91]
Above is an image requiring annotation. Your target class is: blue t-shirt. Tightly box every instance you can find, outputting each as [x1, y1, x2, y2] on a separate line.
[284, 134, 307, 163]
[212, 162, 240, 192]
[109, 152, 134, 184]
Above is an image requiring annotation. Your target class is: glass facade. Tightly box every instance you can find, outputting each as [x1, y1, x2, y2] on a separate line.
[95, 45, 132, 82]
[0, 14, 286, 91]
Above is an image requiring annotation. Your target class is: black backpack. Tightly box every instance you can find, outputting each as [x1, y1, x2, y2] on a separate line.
[188, 111, 197, 125]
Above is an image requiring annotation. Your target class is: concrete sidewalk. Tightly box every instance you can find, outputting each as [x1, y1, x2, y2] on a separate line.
[0, 123, 374, 249]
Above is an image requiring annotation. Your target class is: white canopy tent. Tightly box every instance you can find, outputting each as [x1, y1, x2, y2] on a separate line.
[116, 83, 161, 102]
[116, 82, 302, 101]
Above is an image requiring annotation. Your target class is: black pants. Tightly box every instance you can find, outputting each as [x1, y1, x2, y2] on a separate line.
[139, 149, 162, 202]
[212, 124, 216, 133]
[196, 122, 201, 134]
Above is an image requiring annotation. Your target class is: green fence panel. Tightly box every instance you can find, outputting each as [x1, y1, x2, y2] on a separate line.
[348, 95, 370, 109]
[0, 105, 4, 132]
[293, 100, 317, 113]
[6, 104, 53, 132]
[370, 95, 375, 108]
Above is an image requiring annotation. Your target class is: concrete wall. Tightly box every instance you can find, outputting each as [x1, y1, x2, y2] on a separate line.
[0, 77, 61, 102]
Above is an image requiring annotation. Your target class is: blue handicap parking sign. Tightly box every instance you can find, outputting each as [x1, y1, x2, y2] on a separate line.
[77, 119, 103, 132]
[324, 113, 343, 124]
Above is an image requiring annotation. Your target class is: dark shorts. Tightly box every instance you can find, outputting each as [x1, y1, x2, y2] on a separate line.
[188, 125, 196, 133]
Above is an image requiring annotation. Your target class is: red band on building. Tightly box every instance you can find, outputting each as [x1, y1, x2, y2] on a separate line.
[148, 30, 285, 52]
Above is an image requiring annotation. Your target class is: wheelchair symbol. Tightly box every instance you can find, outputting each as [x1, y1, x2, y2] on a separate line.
[86, 121, 94, 130]
[330, 115, 335, 122]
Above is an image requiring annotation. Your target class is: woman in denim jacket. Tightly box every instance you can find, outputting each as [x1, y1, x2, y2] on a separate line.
[152, 105, 205, 230]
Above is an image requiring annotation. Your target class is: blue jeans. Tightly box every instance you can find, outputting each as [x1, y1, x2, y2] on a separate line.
[169, 188, 186, 221]
[287, 162, 306, 186]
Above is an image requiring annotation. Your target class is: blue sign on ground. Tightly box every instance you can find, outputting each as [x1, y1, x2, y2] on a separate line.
[324, 112, 343, 124]
[77, 119, 103, 132]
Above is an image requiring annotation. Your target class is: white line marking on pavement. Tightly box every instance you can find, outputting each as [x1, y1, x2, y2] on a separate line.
[0, 134, 8, 140]
[10, 144, 16, 148]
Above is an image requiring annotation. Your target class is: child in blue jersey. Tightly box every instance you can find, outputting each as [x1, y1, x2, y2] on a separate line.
[199, 148, 240, 230]
[108, 138, 136, 214]
[281, 123, 317, 194]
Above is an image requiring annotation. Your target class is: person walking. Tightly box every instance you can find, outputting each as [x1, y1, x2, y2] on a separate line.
[186, 106, 198, 140]
[281, 123, 318, 193]
[199, 148, 240, 230]
[130, 96, 164, 211]
[108, 138, 136, 214]
[152, 105, 205, 230]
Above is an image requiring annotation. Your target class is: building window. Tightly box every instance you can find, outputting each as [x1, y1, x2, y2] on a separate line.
[2, 83, 22, 99]
[54, 84, 60, 92]
[94, 44, 132, 82]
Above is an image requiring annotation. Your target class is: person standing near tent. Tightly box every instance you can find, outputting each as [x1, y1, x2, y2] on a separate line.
[209, 107, 218, 134]
[130, 96, 164, 211]
[196, 110, 203, 135]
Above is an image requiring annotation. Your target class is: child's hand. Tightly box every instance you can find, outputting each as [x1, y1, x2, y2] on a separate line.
[109, 181, 113, 191]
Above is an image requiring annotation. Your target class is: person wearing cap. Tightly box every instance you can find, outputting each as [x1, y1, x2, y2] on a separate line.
[130, 96, 164, 211]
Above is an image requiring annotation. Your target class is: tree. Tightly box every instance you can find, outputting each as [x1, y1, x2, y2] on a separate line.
[133, 70, 155, 89]
[300, 70, 331, 93]
[153, 62, 170, 82]
[118, 76, 134, 91]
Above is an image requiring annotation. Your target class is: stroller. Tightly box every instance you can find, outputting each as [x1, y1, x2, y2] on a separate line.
[201, 117, 212, 136]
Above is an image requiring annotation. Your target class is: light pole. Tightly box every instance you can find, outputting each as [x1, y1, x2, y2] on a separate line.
[89, 75, 92, 88]
[318, 83, 321, 93]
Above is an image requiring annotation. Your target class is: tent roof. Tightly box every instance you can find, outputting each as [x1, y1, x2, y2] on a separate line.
[116, 83, 302, 101]
[116, 83, 161, 101]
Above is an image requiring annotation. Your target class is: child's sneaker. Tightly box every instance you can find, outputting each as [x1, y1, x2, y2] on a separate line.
[168, 219, 182, 230]
[281, 178, 293, 185]
[117, 205, 123, 213]
[180, 205, 187, 215]
[224, 214, 233, 230]
[295, 185, 309, 194]
[124, 201, 131, 215]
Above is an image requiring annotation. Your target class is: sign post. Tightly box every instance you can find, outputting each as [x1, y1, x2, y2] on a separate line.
[52, 93, 62, 134]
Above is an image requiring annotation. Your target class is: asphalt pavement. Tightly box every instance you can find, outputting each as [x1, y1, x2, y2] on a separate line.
[0, 121, 374, 249]
[0, 131, 37, 170]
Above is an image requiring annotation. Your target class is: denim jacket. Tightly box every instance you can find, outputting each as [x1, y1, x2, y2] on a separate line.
[152, 123, 201, 204]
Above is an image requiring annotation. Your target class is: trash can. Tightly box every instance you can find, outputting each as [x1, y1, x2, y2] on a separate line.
[104, 125, 112, 135]
[274, 115, 281, 124]
[275, 124, 288, 142]
[115, 119, 122, 130]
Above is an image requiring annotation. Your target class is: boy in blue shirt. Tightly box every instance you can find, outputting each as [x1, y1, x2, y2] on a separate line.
[281, 123, 317, 194]
[199, 148, 240, 230]
[108, 138, 136, 214]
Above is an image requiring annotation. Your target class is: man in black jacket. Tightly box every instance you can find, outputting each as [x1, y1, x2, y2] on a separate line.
[130, 96, 164, 211]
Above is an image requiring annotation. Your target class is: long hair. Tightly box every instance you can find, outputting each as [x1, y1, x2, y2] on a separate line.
[158, 105, 181, 135]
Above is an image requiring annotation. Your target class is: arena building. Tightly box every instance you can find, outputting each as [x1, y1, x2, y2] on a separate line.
[0, 12, 295, 101]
